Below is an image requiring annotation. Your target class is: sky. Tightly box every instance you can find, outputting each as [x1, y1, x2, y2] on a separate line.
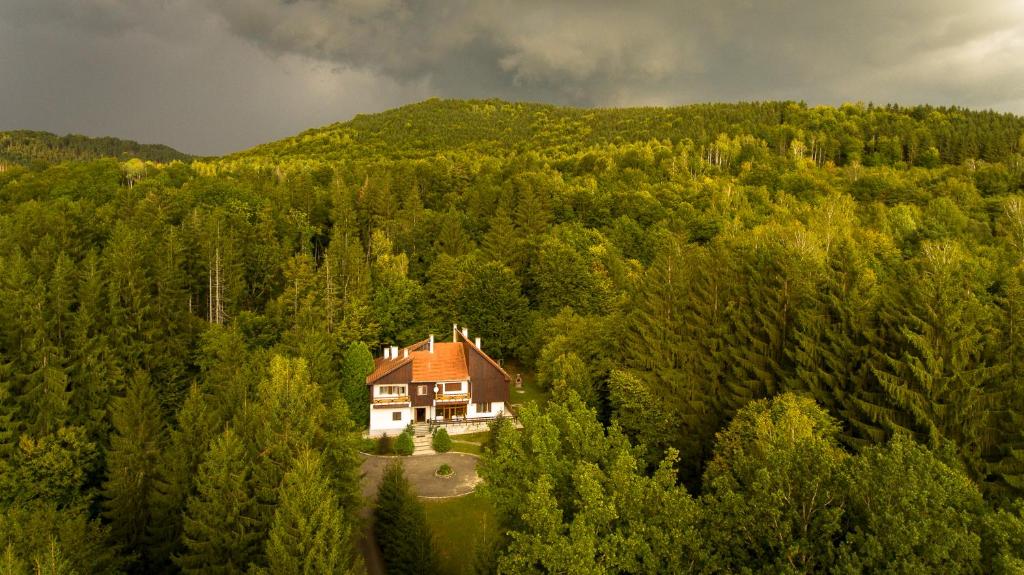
[2, 1, 1023, 156]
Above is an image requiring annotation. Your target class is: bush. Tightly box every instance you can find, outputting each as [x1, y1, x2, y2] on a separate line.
[359, 437, 377, 453]
[436, 463, 453, 476]
[432, 428, 452, 453]
[395, 432, 415, 456]
[376, 433, 394, 455]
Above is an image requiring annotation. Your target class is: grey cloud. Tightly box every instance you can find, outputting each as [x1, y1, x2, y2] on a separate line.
[197, 0, 1024, 109]
[1, 0, 1023, 154]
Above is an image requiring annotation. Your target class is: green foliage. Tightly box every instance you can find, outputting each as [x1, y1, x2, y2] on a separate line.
[101, 374, 165, 559]
[338, 342, 373, 427]
[0, 502, 126, 575]
[480, 391, 706, 572]
[376, 433, 394, 455]
[4, 98, 1024, 573]
[176, 429, 261, 574]
[395, 431, 414, 456]
[0, 130, 190, 165]
[837, 436, 984, 573]
[436, 463, 453, 476]
[431, 428, 452, 453]
[374, 460, 439, 575]
[700, 393, 849, 572]
[262, 450, 361, 574]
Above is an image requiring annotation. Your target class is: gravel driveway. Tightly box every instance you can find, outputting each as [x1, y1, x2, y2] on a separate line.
[360, 452, 482, 499]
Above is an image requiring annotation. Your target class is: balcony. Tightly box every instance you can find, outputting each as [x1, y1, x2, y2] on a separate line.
[434, 392, 470, 405]
[372, 395, 410, 408]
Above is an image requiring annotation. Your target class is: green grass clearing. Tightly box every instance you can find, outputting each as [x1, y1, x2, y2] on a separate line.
[448, 430, 492, 442]
[505, 360, 549, 410]
[422, 492, 496, 575]
[446, 430, 491, 456]
[450, 441, 483, 456]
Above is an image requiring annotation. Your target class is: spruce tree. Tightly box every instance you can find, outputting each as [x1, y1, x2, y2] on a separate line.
[101, 373, 165, 556]
[246, 356, 325, 535]
[374, 460, 439, 575]
[177, 429, 260, 575]
[790, 239, 888, 448]
[263, 450, 360, 574]
[338, 342, 374, 427]
[871, 241, 997, 479]
[146, 384, 217, 569]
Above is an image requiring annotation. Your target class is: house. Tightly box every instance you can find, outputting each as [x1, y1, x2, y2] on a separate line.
[366, 325, 511, 436]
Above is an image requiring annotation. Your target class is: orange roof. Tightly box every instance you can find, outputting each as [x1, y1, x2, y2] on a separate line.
[366, 340, 471, 384]
[366, 355, 411, 383]
[410, 342, 468, 382]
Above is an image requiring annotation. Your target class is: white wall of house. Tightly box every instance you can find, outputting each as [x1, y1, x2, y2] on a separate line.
[467, 401, 505, 418]
[369, 407, 411, 437]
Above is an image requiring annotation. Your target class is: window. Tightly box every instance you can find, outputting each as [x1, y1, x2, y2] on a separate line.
[476, 402, 492, 413]
[392, 412, 402, 421]
[379, 385, 406, 396]
[443, 382, 462, 393]
[418, 385, 427, 396]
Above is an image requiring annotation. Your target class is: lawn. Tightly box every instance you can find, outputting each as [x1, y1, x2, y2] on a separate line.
[422, 492, 496, 575]
[447, 430, 492, 456]
[503, 359, 549, 411]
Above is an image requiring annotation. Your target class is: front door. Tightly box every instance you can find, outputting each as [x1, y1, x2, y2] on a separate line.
[415, 407, 426, 423]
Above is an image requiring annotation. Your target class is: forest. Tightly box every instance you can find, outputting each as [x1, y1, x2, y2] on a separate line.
[2, 98, 1024, 573]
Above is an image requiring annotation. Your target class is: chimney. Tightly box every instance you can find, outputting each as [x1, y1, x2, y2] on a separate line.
[453, 323, 458, 342]
[475, 337, 481, 349]
[403, 348, 409, 359]
[429, 334, 435, 353]
[383, 347, 391, 360]
[462, 327, 468, 339]
[391, 346, 398, 359]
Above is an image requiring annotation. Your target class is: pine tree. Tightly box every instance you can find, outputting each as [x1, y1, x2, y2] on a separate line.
[245, 356, 327, 546]
[146, 384, 217, 569]
[101, 373, 165, 557]
[619, 239, 721, 481]
[871, 241, 997, 479]
[67, 250, 123, 442]
[433, 208, 472, 257]
[481, 204, 524, 272]
[104, 222, 154, 375]
[177, 429, 261, 575]
[263, 450, 360, 574]
[338, 342, 373, 427]
[0, 543, 28, 575]
[374, 460, 439, 575]
[790, 240, 888, 448]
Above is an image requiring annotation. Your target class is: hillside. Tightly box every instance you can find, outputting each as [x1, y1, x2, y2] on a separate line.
[2, 98, 1024, 572]
[0, 129, 191, 166]
[230, 98, 1024, 166]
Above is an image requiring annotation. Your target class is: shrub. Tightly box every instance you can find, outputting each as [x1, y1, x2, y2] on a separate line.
[395, 432, 415, 456]
[436, 463, 453, 476]
[376, 433, 394, 455]
[359, 437, 377, 453]
[432, 428, 452, 453]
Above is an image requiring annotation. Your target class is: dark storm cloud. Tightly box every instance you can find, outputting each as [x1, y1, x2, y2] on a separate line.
[1, 0, 1023, 154]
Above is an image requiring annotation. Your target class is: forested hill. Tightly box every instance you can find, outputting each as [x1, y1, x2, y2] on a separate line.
[0, 130, 191, 166]
[229, 98, 1024, 164]
[5, 98, 1024, 572]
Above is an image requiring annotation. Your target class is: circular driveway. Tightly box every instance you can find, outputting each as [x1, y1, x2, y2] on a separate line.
[360, 452, 481, 499]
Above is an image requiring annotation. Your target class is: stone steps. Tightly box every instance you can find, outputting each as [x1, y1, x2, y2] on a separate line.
[412, 433, 435, 455]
